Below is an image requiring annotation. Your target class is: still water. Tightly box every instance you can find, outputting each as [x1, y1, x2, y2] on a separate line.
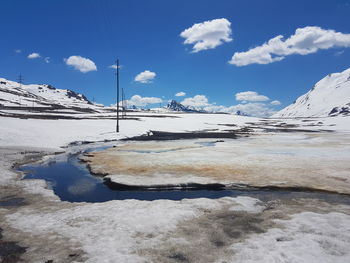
[19, 151, 350, 204]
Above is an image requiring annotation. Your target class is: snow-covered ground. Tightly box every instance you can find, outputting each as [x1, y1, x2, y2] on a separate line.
[0, 113, 261, 148]
[82, 133, 350, 194]
[1, 112, 350, 148]
[1, 112, 350, 262]
[229, 210, 350, 263]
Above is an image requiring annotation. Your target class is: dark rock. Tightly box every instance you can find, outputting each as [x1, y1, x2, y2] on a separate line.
[46, 84, 56, 90]
[167, 100, 199, 112]
[236, 110, 248, 116]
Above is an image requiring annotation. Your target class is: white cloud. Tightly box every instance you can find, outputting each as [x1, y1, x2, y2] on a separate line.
[228, 103, 276, 117]
[334, 50, 344, 56]
[181, 95, 209, 107]
[229, 26, 350, 66]
[64, 55, 97, 73]
[126, 95, 162, 107]
[203, 103, 276, 117]
[27, 52, 41, 59]
[179, 93, 277, 117]
[175, 92, 186, 97]
[109, 64, 122, 70]
[134, 70, 156, 83]
[235, 91, 269, 102]
[15, 49, 21, 53]
[202, 104, 229, 112]
[271, 100, 281, 105]
[44, 57, 50, 63]
[180, 18, 232, 52]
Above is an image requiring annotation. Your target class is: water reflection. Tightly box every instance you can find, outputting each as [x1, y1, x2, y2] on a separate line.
[20, 154, 350, 204]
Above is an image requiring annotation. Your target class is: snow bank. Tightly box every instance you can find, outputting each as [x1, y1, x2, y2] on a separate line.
[5, 196, 262, 262]
[229, 211, 350, 263]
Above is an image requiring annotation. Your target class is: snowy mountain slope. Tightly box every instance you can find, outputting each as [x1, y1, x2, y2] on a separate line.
[0, 77, 106, 113]
[273, 68, 350, 117]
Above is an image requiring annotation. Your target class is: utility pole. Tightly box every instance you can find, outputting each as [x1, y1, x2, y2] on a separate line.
[115, 59, 120, 132]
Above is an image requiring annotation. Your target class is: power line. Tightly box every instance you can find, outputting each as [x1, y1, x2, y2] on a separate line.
[17, 74, 23, 105]
[17, 73, 24, 88]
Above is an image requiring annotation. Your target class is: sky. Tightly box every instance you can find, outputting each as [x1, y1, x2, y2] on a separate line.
[1, 0, 350, 116]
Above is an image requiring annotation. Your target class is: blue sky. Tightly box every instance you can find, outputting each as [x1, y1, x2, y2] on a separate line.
[1, 0, 350, 115]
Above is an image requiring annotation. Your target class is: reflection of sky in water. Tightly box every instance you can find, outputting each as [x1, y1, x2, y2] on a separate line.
[67, 178, 96, 195]
[18, 152, 350, 205]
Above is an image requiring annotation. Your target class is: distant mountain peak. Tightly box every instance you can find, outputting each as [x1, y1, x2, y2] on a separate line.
[167, 100, 199, 112]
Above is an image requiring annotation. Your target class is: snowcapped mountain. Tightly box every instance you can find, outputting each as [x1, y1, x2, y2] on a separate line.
[273, 68, 350, 118]
[167, 100, 200, 112]
[0, 77, 106, 113]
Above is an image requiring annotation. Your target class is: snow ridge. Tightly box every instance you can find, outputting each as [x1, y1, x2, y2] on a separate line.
[0, 77, 98, 110]
[273, 68, 350, 117]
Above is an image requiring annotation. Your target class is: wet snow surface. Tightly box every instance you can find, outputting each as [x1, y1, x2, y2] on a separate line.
[19, 147, 350, 204]
[82, 134, 350, 194]
[1, 112, 350, 263]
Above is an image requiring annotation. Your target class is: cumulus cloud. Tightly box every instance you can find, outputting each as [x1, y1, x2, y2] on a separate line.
[175, 92, 186, 97]
[64, 55, 97, 73]
[44, 57, 50, 63]
[203, 103, 276, 117]
[180, 18, 232, 52]
[202, 104, 229, 113]
[271, 100, 281, 105]
[109, 64, 122, 70]
[126, 95, 162, 107]
[134, 70, 156, 83]
[228, 103, 276, 117]
[179, 93, 278, 117]
[27, 52, 41, 59]
[235, 91, 269, 102]
[181, 95, 209, 107]
[229, 26, 350, 66]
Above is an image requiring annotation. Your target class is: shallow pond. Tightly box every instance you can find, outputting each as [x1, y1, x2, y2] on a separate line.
[19, 150, 350, 204]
